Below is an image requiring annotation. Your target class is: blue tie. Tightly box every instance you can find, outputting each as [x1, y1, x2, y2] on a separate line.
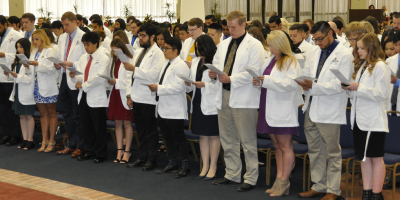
[131, 36, 136, 46]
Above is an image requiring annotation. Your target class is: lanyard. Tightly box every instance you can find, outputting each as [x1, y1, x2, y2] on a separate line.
[34, 52, 40, 61]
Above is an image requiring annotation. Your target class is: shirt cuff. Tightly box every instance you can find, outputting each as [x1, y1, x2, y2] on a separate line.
[395, 79, 400, 88]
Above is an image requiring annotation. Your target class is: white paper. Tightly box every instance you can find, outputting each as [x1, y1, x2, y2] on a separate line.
[0, 64, 12, 73]
[99, 75, 113, 80]
[177, 74, 194, 83]
[140, 83, 150, 86]
[330, 69, 350, 84]
[114, 49, 130, 63]
[189, 53, 196, 59]
[66, 67, 83, 75]
[204, 63, 224, 74]
[46, 56, 63, 64]
[297, 59, 306, 69]
[126, 44, 135, 56]
[16, 54, 29, 64]
[290, 76, 317, 82]
[244, 68, 259, 80]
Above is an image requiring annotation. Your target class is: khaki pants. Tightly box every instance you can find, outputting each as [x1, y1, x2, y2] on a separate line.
[304, 106, 342, 195]
[217, 89, 258, 185]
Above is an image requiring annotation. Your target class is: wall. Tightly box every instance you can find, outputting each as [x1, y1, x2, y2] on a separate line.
[180, 0, 205, 22]
[8, 0, 24, 17]
[351, 0, 367, 9]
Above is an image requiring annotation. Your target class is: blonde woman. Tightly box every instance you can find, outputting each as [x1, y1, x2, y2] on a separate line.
[27, 29, 59, 152]
[253, 30, 302, 197]
[342, 33, 389, 200]
[280, 18, 289, 34]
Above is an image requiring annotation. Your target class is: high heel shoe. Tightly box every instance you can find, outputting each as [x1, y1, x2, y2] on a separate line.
[265, 177, 280, 193]
[362, 189, 372, 200]
[44, 142, 56, 153]
[38, 141, 49, 152]
[371, 192, 383, 200]
[120, 151, 131, 164]
[24, 141, 35, 150]
[18, 140, 28, 149]
[114, 149, 124, 163]
[270, 179, 290, 197]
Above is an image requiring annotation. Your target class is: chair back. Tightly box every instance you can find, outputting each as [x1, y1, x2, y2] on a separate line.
[385, 114, 400, 154]
[293, 106, 307, 143]
[340, 108, 354, 148]
[184, 94, 192, 130]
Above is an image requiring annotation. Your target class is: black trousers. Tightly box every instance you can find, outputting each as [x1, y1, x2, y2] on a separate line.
[0, 83, 20, 138]
[158, 116, 189, 161]
[132, 102, 159, 162]
[78, 92, 107, 157]
[59, 74, 84, 149]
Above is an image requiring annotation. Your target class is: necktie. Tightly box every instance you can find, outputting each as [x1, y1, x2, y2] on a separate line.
[84, 55, 93, 82]
[65, 35, 72, 61]
[391, 63, 400, 105]
[316, 49, 328, 79]
[131, 35, 136, 46]
[131, 48, 147, 86]
[186, 43, 195, 61]
[156, 62, 171, 101]
[223, 40, 238, 74]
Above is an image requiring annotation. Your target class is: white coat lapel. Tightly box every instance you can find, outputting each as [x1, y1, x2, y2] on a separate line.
[68, 31, 82, 61]
[232, 35, 250, 74]
[318, 46, 341, 77]
[219, 37, 232, 70]
[311, 49, 322, 77]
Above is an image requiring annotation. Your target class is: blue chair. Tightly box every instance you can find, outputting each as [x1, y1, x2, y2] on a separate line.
[105, 106, 139, 149]
[340, 108, 355, 198]
[184, 94, 200, 162]
[256, 137, 273, 185]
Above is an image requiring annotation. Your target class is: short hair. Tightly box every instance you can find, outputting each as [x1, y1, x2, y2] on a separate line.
[76, 14, 83, 21]
[38, 17, 44, 20]
[333, 16, 346, 29]
[289, 23, 304, 32]
[394, 13, 400, 19]
[41, 22, 51, 29]
[92, 18, 103, 27]
[310, 21, 332, 35]
[332, 19, 343, 30]
[226, 10, 246, 25]
[302, 19, 314, 27]
[80, 27, 91, 33]
[164, 37, 182, 55]
[205, 15, 216, 22]
[131, 20, 142, 27]
[269, 16, 281, 25]
[7, 16, 20, 25]
[208, 23, 222, 33]
[344, 21, 365, 37]
[115, 18, 126, 30]
[51, 20, 63, 29]
[127, 16, 136, 24]
[394, 30, 400, 44]
[43, 28, 56, 44]
[270, 11, 277, 16]
[221, 19, 227, 26]
[138, 23, 158, 38]
[82, 31, 100, 48]
[61, 12, 77, 22]
[164, 22, 172, 30]
[361, 21, 374, 33]
[94, 30, 106, 41]
[364, 16, 380, 34]
[302, 24, 310, 32]
[89, 14, 101, 21]
[179, 24, 188, 33]
[368, 5, 375, 9]
[22, 13, 35, 22]
[113, 30, 129, 44]
[0, 15, 7, 25]
[188, 18, 203, 28]
[83, 18, 88, 25]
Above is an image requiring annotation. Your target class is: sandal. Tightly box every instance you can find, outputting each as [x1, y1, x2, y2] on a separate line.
[120, 151, 131, 164]
[114, 149, 124, 163]
[38, 141, 49, 152]
[18, 140, 28, 149]
[44, 142, 56, 153]
[158, 145, 166, 153]
[24, 141, 35, 150]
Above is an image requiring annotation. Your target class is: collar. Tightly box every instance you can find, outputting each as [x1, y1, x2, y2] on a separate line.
[169, 56, 178, 64]
[293, 40, 303, 49]
[224, 35, 231, 39]
[69, 27, 78, 39]
[323, 39, 339, 52]
[26, 28, 35, 35]
[0, 27, 11, 38]
[89, 48, 102, 60]
[232, 32, 246, 43]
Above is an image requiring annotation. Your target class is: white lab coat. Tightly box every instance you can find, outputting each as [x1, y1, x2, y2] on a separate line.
[298, 40, 313, 59]
[186, 57, 218, 115]
[30, 47, 59, 97]
[156, 57, 190, 119]
[180, 37, 195, 61]
[261, 56, 302, 127]
[126, 43, 165, 105]
[302, 43, 353, 124]
[0, 28, 22, 82]
[128, 34, 141, 51]
[104, 27, 112, 39]
[9, 64, 35, 105]
[73, 49, 110, 107]
[347, 61, 390, 132]
[213, 33, 265, 109]
[385, 53, 400, 114]
[107, 58, 134, 110]
[56, 28, 86, 90]
[102, 37, 111, 52]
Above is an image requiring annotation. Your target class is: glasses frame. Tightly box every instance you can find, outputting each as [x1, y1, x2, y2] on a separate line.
[312, 29, 332, 43]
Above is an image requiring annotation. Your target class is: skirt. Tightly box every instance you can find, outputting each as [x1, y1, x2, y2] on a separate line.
[353, 122, 386, 160]
[34, 79, 57, 103]
[12, 85, 35, 115]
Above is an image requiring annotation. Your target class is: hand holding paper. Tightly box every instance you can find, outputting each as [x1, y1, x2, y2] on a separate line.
[177, 74, 194, 83]
[330, 69, 350, 84]
[114, 49, 130, 63]
[244, 68, 259, 80]
[205, 64, 224, 74]
[16, 54, 29, 64]
[0, 64, 12, 73]
[99, 75, 114, 80]
[66, 67, 83, 75]
[46, 57, 63, 64]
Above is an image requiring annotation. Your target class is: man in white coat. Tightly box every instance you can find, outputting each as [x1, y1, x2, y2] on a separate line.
[180, 18, 204, 67]
[128, 20, 141, 51]
[124, 24, 165, 171]
[21, 13, 36, 41]
[296, 21, 353, 200]
[386, 31, 400, 115]
[90, 14, 112, 40]
[54, 12, 86, 158]
[289, 24, 313, 59]
[0, 15, 23, 145]
[209, 11, 265, 192]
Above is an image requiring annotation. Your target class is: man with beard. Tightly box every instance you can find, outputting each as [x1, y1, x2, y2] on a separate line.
[124, 23, 165, 171]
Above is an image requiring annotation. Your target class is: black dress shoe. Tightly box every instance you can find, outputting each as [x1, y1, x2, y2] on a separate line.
[204, 176, 216, 181]
[127, 159, 146, 168]
[155, 164, 178, 174]
[197, 175, 206, 179]
[212, 178, 238, 185]
[237, 183, 255, 192]
[77, 154, 95, 161]
[0, 136, 11, 145]
[142, 162, 157, 171]
[6, 137, 21, 146]
[94, 157, 107, 163]
[175, 168, 190, 178]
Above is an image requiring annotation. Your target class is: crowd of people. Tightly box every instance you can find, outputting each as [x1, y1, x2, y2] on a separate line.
[0, 6, 399, 200]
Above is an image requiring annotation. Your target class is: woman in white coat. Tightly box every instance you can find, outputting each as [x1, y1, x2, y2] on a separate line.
[107, 38, 134, 164]
[342, 33, 389, 200]
[184, 35, 220, 180]
[253, 30, 302, 197]
[27, 29, 59, 153]
[5, 38, 36, 150]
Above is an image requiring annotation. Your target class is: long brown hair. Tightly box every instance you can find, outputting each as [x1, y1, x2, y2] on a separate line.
[248, 27, 268, 51]
[352, 33, 385, 79]
[110, 38, 133, 77]
[112, 30, 129, 44]
[11, 38, 31, 71]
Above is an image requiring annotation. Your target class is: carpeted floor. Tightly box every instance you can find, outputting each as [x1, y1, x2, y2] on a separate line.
[0, 181, 69, 200]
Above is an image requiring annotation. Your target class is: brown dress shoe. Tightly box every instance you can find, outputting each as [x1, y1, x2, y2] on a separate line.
[298, 189, 325, 198]
[321, 193, 342, 200]
[57, 148, 75, 155]
[71, 149, 84, 158]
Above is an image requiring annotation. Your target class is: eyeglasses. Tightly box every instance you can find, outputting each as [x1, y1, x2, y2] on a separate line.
[161, 47, 173, 51]
[312, 29, 331, 43]
[187, 27, 199, 32]
[345, 36, 359, 42]
[138, 33, 148, 38]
